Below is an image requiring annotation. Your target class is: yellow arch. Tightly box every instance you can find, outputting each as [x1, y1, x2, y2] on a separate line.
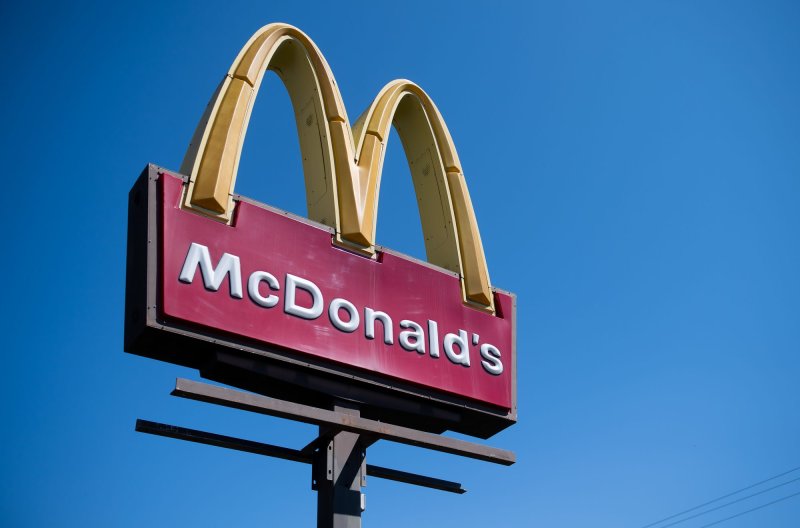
[180, 23, 494, 312]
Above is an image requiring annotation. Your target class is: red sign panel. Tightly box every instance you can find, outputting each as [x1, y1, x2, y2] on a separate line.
[158, 173, 515, 410]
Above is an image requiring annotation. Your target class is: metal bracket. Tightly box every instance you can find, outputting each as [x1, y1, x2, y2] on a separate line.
[136, 377, 514, 527]
[135, 420, 466, 494]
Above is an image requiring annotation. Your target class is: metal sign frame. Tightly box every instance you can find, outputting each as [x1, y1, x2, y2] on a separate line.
[126, 165, 517, 439]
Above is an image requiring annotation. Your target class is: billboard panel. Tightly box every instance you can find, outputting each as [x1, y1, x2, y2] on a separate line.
[126, 167, 517, 438]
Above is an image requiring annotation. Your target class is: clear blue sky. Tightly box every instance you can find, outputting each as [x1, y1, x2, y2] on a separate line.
[1, 1, 798, 526]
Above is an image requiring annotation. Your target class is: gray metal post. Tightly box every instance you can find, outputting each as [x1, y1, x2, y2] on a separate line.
[314, 404, 366, 528]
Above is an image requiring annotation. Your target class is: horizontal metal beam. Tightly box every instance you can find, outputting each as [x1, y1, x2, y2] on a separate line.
[135, 419, 307, 463]
[135, 419, 465, 493]
[365, 464, 465, 494]
[171, 378, 515, 466]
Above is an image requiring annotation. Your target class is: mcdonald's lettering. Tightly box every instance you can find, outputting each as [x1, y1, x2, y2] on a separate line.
[178, 242, 504, 376]
[125, 23, 517, 434]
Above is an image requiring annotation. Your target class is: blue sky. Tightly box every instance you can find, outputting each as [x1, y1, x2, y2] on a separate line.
[1, 1, 799, 526]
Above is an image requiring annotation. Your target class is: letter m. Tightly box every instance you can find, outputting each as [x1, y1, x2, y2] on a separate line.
[178, 242, 243, 298]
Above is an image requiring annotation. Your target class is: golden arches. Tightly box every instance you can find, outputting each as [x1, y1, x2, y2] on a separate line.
[180, 23, 494, 312]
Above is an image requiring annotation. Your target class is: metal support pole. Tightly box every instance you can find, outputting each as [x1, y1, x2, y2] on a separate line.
[136, 378, 514, 524]
[313, 404, 366, 528]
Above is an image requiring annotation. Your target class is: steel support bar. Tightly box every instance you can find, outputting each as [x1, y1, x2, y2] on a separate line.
[135, 419, 308, 463]
[171, 378, 515, 466]
[134, 419, 465, 493]
[364, 464, 465, 494]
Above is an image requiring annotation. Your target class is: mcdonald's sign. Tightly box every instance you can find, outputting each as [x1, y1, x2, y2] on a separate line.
[125, 24, 517, 437]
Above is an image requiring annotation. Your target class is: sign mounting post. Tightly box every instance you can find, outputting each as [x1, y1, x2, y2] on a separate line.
[313, 404, 367, 528]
